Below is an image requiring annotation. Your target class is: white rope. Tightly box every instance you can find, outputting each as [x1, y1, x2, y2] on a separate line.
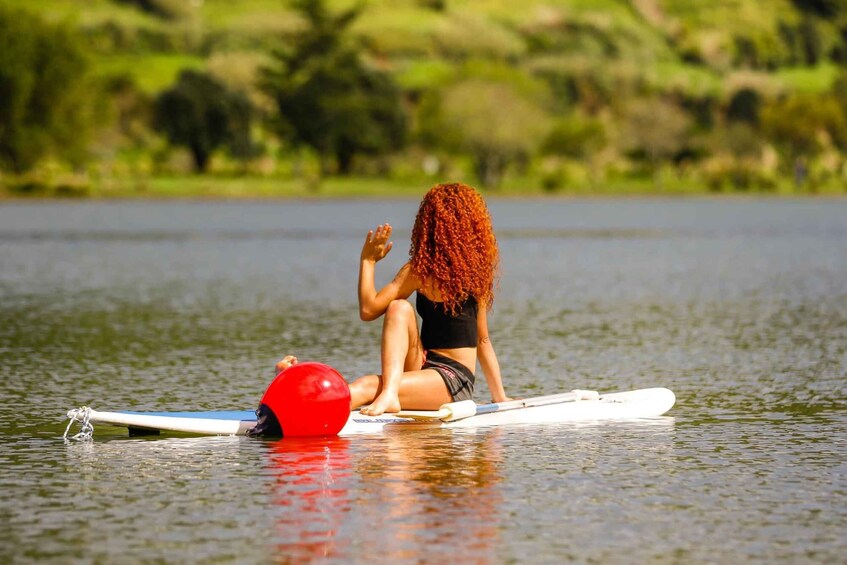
[64, 407, 94, 442]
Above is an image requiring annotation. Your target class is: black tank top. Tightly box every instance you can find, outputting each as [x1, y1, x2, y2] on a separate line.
[416, 292, 478, 349]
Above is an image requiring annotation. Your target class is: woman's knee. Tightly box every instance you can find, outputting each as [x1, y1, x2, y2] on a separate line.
[385, 299, 414, 321]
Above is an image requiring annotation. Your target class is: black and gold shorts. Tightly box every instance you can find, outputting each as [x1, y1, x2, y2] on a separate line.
[422, 350, 475, 402]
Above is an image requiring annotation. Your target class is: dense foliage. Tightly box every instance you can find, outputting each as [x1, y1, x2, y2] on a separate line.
[260, 0, 406, 175]
[0, 4, 93, 174]
[4, 0, 847, 193]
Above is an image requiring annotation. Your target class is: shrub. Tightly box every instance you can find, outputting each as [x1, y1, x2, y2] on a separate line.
[727, 88, 762, 125]
[114, 0, 192, 21]
[620, 98, 693, 173]
[760, 93, 847, 167]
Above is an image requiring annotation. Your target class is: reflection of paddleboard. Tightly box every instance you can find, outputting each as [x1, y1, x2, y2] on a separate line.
[64, 387, 675, 439]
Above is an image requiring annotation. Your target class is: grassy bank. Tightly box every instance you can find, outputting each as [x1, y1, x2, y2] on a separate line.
[2, 173, 844, 201]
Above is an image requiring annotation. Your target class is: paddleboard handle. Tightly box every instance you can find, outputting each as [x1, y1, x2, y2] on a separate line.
[441, 399, 477, 421]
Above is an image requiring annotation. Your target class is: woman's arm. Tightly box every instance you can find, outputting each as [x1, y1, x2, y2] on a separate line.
[358, 224, 419, 321]
[477, 304, 511, 403]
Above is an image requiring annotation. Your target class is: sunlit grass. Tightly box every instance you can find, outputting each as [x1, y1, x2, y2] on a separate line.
[90, 175, 434, 199]
[394, 59, 456, 90]
[28, 0, 157, 26]
[773, 63, 840, 94]
[4, 170, 844, 200]
[650, 62, 723, 97]
[93, 53, 206, 94]
[660, 0, 798, 31]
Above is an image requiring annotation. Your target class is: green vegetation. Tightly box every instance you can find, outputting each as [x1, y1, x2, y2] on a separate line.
[0, 4, 95, 173]
[154, 70, 254, 171]
[2, 0, 847, 198]
[260, 0, 407, 176]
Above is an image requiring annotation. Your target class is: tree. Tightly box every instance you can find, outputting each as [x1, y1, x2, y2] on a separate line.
[419, 79, 550, 187]
[153, 70, 254, 172]
[727, 88, 762, 126]
[760, 93, 847, 168]
[791, 0, 847, 18]
[260, 0, 406, 175]
[0, 6, 93, 173]
[621, 98, 692, 177]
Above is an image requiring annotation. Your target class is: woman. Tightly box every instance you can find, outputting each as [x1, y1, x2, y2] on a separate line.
[278, 182, 510, 416]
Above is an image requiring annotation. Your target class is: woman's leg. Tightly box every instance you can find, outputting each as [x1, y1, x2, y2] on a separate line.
[278, 300, 451, 413]
[356, 299, 456, 415]
[350, 370, 453, 413]
[357, 299, 424, 415]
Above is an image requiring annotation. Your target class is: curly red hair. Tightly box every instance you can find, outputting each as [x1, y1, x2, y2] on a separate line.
[409, 182, 499, 314]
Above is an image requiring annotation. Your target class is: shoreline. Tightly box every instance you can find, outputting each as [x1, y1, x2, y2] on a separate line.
[2, 174, 845, 203]
[4, 192, 847, 204]
[2, 189, 846, 204]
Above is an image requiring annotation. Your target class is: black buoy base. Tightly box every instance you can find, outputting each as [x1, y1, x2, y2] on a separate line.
[246, 403, 283, 437]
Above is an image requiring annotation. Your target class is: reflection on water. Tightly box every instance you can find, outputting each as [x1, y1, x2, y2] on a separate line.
[1, 199, 846, 563]
[351, 429, 505, 563]
[263, 429, 505, 564]
[266, 436, 353, 562]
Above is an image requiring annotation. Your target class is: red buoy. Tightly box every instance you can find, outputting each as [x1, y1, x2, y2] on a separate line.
[251, 362, 351, 437]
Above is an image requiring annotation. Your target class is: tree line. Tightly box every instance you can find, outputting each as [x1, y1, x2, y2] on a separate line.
[4, 0, 847, 192]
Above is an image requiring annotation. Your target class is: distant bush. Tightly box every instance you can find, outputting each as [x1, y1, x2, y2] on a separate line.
[830, 68, 847, 106]
[521, 18, 620, 58]
[541, 115, 606, 159]
[115, 0, 191, 21]
[791, 0, 847, 18]
[417, 0, 446, 12]
[528, 56, 636, 114]
[801, 16, 827, 64]
[727, 88, 762, 125]
[717, 123, 765, 161]
[702, 159, 778, 192]
[431, 13, 525, 60]
[103, 74, 154, 147]
[620, 98, 693, 175]
[760, 93, 847, 167]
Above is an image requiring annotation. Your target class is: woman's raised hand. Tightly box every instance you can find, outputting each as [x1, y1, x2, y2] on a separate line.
[361, 224, 393, 263]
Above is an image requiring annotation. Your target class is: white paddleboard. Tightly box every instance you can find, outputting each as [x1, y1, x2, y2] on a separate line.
[64, 387, 675, 438]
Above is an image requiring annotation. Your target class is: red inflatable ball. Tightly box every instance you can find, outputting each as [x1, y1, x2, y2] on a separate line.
[247, 362, 351, 438]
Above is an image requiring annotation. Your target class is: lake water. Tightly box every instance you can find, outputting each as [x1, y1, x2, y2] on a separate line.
[1, 197, 845, 563]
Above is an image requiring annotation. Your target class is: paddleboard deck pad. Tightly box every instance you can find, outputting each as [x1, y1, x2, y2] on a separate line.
[64, 387, 675, 439]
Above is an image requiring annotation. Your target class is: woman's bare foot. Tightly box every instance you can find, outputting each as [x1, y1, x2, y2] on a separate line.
[360, 391, 401, 416]
[275, 355, 298, 374]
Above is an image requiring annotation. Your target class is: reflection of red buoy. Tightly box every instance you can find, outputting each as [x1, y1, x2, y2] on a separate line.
[248, 362, 351, 437]
[266, 436, 352, 559]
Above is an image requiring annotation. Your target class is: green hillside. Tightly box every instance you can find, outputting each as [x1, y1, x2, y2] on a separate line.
[3, 0, 847, 197]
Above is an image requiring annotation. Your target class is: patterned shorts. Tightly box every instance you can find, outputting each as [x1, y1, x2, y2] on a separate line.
[421, 350, 475, 402]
